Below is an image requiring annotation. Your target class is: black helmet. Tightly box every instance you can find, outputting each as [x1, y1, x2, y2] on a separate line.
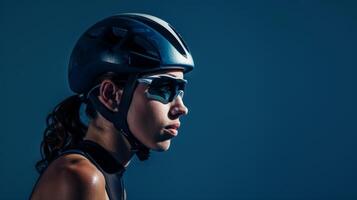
[69, 13, 194, 94]
[68, 13, 194, 160]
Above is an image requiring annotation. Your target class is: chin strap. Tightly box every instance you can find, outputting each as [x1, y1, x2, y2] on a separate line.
[87, 74, 150, 161]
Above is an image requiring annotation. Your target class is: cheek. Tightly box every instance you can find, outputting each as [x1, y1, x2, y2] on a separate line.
[138, 100, 170, 133]
[127, 86, 170, 144]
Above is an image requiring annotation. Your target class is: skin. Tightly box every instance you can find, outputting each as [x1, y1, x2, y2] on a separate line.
[128, 70, 188, 151]
[31, 69, 188, 200]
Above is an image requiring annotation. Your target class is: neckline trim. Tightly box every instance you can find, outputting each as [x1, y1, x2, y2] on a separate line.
[79, 140, 125, 174]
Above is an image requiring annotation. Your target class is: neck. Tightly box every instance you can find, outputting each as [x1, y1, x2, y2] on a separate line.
[84, 115, 135, 168]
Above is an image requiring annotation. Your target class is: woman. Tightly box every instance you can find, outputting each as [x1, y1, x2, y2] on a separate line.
[30, 13, 194, 200]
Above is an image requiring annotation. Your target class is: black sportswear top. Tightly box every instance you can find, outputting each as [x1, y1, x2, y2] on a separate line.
[63, 140, 127, 200]
[30, 140, 126, 200]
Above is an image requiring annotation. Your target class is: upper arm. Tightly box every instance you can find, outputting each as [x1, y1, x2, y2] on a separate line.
[31, 155, 107, 200]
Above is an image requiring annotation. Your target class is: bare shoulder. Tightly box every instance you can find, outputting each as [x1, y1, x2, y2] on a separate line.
[31, 154, 107, 200]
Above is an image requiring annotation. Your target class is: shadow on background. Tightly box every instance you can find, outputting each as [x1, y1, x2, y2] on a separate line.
[0, 0, 356, 199]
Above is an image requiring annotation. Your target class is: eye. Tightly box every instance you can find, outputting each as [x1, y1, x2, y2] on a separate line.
[148, 84, 171, 99]
[158, 85, 170, 91]
[157, 86, 171, 96]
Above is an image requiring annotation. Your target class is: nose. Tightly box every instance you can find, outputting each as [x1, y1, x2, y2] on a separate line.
[170, 95, 188, 118]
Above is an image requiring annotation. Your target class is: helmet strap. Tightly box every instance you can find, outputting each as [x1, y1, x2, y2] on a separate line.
[88, 74, 150, 161]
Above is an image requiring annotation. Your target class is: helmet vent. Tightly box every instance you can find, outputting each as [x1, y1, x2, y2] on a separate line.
[112, 27, 128, 38]
[87, 26, 107, 38]
[169, 24, 190, 53]
[127, 16, 187, 58]
[131, 36, 160, 59]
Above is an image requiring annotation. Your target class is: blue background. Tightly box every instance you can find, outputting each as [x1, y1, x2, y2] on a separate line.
[1, 0, 357, 199]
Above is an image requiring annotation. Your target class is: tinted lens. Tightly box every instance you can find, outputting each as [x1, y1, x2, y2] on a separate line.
[148, 83, 172, 101]
[148, 77, 186, 103]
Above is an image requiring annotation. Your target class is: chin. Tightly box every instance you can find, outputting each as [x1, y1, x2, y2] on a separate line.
[152, 140, 171, 152]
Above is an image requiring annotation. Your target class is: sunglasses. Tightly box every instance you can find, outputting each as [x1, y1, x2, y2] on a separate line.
[137, 75, 187, 104]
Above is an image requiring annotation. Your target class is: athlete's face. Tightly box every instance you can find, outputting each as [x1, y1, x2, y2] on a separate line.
[127, 70, 188, 151]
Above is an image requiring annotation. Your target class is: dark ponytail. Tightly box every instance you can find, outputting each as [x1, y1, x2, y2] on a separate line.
[35, 72, 127, 173]
[35, 95, 88, 173]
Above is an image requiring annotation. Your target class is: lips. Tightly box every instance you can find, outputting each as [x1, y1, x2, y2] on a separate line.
[164, 123, 180, 137]
[165, 123, 180, 130]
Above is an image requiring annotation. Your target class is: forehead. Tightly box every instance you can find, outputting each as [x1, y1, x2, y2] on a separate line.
[142, 69, 184, 79]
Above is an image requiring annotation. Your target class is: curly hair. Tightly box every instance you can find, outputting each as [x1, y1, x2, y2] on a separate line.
[35, 72, 127, 173]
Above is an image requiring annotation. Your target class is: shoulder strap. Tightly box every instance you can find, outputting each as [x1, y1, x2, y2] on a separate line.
[59, 148, 117, 199]
[66, 141, 126, 200]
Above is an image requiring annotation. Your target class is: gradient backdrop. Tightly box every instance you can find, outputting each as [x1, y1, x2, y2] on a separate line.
[1, 0, 357, 199]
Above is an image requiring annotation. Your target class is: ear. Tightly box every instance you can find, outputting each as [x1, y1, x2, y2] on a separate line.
[98, 80, 123, 112]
